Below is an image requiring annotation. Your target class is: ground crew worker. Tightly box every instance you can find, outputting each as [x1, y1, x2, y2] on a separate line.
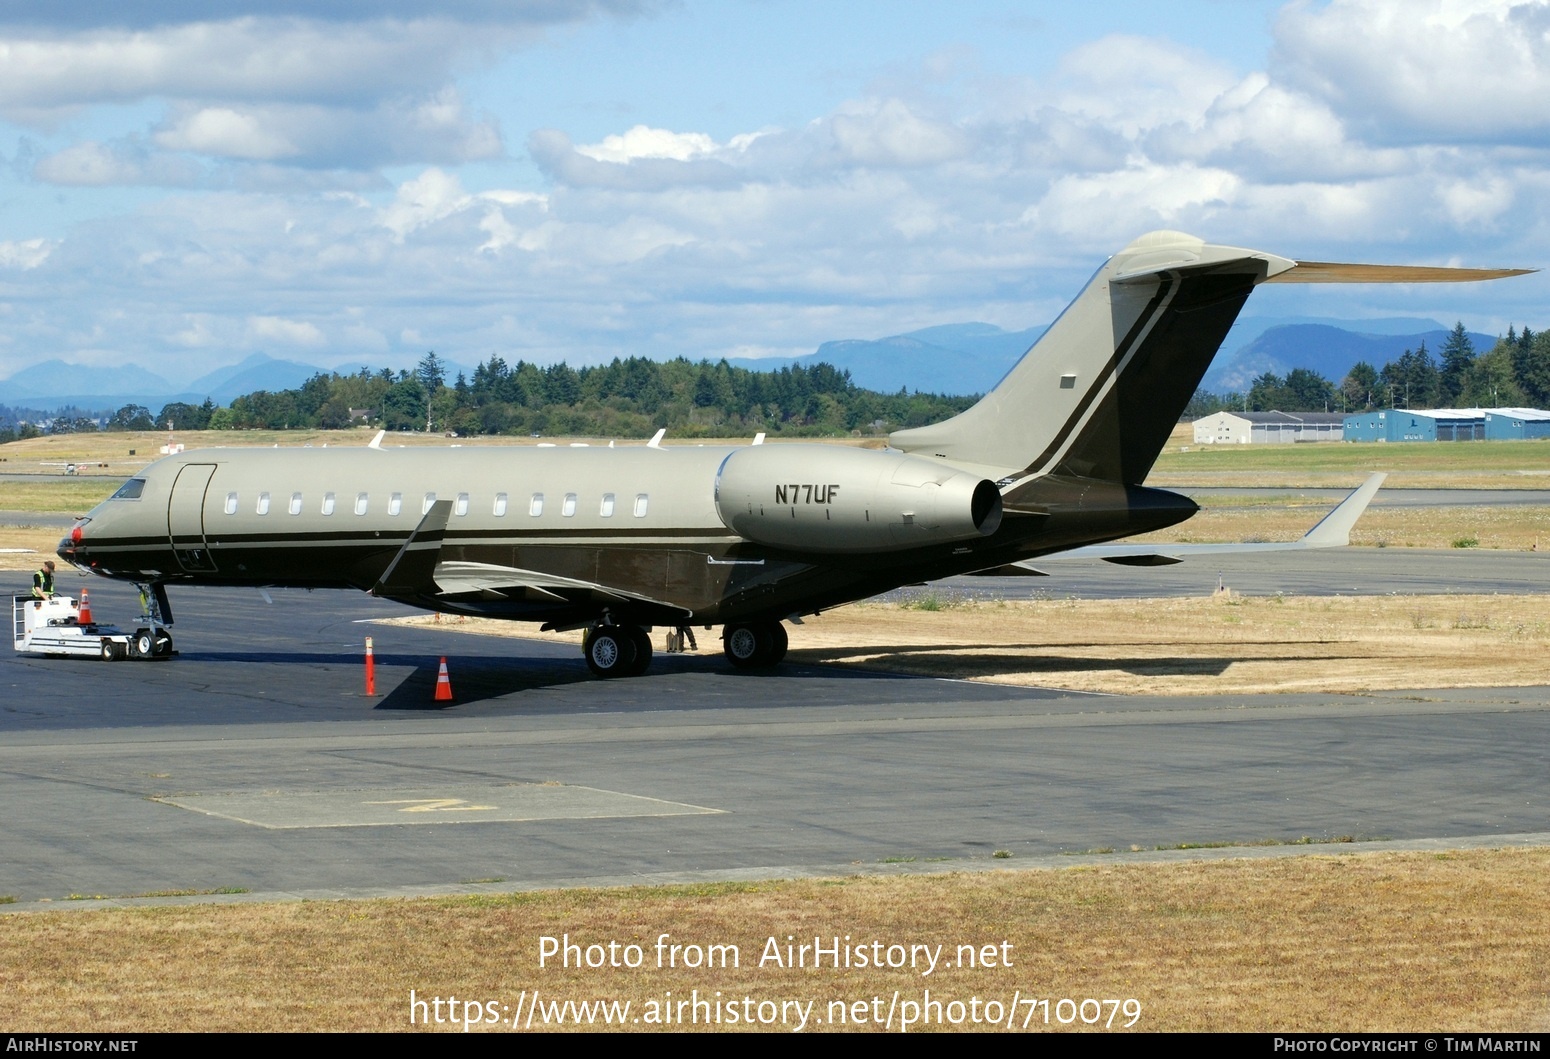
[32, 560, 56, 599]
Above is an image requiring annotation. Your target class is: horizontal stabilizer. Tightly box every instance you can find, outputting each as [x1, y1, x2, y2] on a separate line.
[1266, 262, 1535, 284]
[1101, 553, 1183, 567]
[966, 563, 1049, 577]
[1020, 472, 1385, 568]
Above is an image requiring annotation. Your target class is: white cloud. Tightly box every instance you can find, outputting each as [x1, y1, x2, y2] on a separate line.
[1145, 73, 1413, 182]
[0, 19, 471, 113]
[1274, 0, 1550, 144]
[577, 125, 719, 163]
[247, 315, 326, 347]
[156, 107, 299, 160]
[32, 140, 208, 185]
[529, 128, 741, 189]
[1024, 163, 1242, 240]
[1439, 175, 1515, 228]
[1049, 35, 1239, 139]
[4, 16, 1547, 390]
[378, 167, 545, 243]
[0, 238, 53, 269]
[826, 99, 972, 168]
[379, 168, 471, 239]
[0, 13, 557, 175]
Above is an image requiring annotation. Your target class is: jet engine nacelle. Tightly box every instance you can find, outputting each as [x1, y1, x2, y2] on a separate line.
[714, 445, 1003, 553]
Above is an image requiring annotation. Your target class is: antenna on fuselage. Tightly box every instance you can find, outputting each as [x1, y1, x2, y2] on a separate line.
[368, 430, 385, 449]
[752, 432, 766, 445]
[647, 428, 666, 448]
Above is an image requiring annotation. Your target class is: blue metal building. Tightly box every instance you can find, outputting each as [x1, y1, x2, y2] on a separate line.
[1344, 408, 1550, 441]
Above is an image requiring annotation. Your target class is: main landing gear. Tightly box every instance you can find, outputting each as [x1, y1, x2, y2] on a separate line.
[582, 623, 653, 678]
[581, 618, 790, 677]
[722, 620, 788, 669]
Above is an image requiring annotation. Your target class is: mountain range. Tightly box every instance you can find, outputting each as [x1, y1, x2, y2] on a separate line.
[0, 315, 1510, 411]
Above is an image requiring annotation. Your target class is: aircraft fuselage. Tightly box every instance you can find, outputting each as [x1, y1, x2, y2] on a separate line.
[59, 442, 1193, 629]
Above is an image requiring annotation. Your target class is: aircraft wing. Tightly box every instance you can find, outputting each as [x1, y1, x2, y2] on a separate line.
[431, 560, 693, 617]
[1006, 472, 1386, 570]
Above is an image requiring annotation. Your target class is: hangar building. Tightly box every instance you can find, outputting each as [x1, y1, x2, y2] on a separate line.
[1193, 410, 1346, 444]
[1344, 409, 1484, 442]
[1484, 408, 1550, 440]
[1343, 408, 1550, 442]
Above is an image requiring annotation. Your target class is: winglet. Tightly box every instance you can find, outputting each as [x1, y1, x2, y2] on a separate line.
[1297, 472, 1386, 547]
[372, 500, 453, 598]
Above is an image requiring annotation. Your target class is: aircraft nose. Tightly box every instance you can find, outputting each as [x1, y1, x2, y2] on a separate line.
[57, 520, 88, 568]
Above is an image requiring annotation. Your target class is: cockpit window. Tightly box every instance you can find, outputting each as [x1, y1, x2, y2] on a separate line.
[110, 478, 146, 500]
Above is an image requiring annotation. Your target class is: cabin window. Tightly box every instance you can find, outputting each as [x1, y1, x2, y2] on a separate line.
[224, 492, 238, 515]
[289, 492, 302, 516]
[493, 492, 508, 517]
[529, 493, 544, 516]
[110, 478, 146, 500]
[422, 492, 436, 515]
[599, 493, 615, 517]
[355, 492, 369, 516]
[633, 493, 648, 517]
[562, 493, 577, 517]
[455, 492, 469, 517]
[322, 492, 336, 516]
[256, 491, 270, 516]
[388, 492, 402, 516]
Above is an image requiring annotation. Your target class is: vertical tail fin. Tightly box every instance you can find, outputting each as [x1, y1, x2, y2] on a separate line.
[890, 231, 1294, 484]
[890, 231, 1530, 487]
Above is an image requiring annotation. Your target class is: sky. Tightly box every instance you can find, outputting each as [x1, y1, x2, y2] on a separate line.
[1, 0, 1548, 385]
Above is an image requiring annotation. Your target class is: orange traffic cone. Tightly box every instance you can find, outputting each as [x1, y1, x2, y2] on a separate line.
[434, 657, 453, 702]
[78, 588, 92, 624]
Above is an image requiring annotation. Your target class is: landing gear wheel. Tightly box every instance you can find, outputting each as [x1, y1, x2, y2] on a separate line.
[767, 621, 789, 665]
[583, 626, 638, 678]
[723, 620, 787, 669]
[625, 625, 653, 676]
[151, 630, 173, 658]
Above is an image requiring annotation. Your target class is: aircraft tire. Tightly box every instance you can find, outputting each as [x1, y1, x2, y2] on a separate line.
[723, 621, 784, 669]
[767, 621, 789, 665]
[625, 625, 653, 676]
[584, 626, 638, 678]
[151, 630, 174, 658]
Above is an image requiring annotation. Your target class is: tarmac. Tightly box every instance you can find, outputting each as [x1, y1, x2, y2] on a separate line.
[1, 548, 1547, 910]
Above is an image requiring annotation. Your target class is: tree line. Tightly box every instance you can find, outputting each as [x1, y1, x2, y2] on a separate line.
[0, 354, 977, 443]
[1186, 322, 1550, 416]
[7, 319, 1550, 445]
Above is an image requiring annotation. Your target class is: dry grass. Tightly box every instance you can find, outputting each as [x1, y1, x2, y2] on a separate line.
[0, 479, 120, 515]
[1153, 424, 1550, 489]
[0, 525, 63, 572]
[2, 848, 1547, 1032]
[803, 594, 1550, 695]
[1132, 504, 1550, 550]
[392, 593, 1550, 697]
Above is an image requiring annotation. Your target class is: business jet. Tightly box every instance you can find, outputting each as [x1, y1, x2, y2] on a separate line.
[56, 230, 1527, 677]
